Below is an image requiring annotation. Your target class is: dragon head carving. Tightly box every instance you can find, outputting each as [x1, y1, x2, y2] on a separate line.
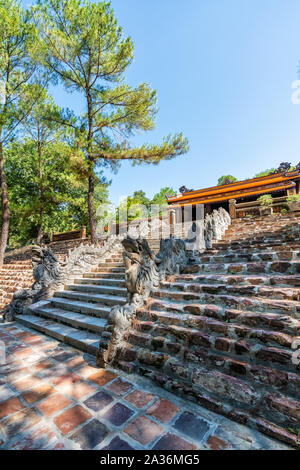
[31, 246, 61, 291]
[122, 237, 158, 305]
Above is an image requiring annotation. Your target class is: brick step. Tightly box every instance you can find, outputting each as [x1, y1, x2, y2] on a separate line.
[205, 243, 300, 255]
[228, 221, 298, 229]
[225, 223, 300, 234]
[75, 277, 126, 287]
[128, 318, 297, 365]
[225, 229, 298, 238]
[170, 273, 300, 287]
[97, 262, 124, 268]
[0, 279, 32, 290]
[116, 345, 300, 442]
[182, 260, 300, 275]
[0, 286, 18, 294]
[50, 297, 111, 318]
[160, 281, 300, 301]
[29, 302, 107, 335]
[223, 228, 300, 239]
[232, 214, 300, 223]
[138, 306, 300, 336]
[66, 283, 127, 297]
[149, 293, 300, 317]
[54, 289, 126, 307]
[16, 313, 100, 355]
[198, 251, 300, 263]
[91, 266, 125, 273]
[104, 257, 123, 263]
[215, 232, 300, 245]
[4, 261, 32, 266]
[0, 265, 33, 270]
[211, 242, 300, 253]
[0, 274, 33, 281]
[83, 272, 124, 280]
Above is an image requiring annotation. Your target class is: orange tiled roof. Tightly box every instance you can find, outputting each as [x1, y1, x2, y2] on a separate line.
[167, 170, 300, 206]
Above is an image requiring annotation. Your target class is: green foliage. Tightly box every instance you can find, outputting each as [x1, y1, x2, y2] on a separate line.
[5, 139, 110, 247]
[31, 0, 188, 241]
[257, 194, 273, 207]
[0, 0, 188, 249]
[31, 0, 189, 165]
[0, 0, 43, 143]
[254, 168, 277, 178]
[217, 175, 237, 186]
[254, 166, 295, 178]
[286, 194, 300, 203]
[152, 187, 176, 206]
[115, 186, 176, 223]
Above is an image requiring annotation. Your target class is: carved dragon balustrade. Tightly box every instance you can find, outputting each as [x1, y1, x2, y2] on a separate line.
[4, 235, 124, 322]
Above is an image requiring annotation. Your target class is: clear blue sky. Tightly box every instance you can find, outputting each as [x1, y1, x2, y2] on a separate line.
[25, 0, 300, 204]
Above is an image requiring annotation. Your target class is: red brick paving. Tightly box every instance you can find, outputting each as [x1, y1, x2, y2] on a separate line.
[106, 378, 133, 396]
[102, 402, 134, 426]
[54, 405, 92, 435]
[88, 370, 117, 386]
[124, 416, 163, 445]
[74, 364, 99, 378]
[22, 383, 56, 404]
[125, 389, 155, 408]
[0, 323, 293, 450]
[206, 435, 230, 450]
[153, 433, 197, 450]
[2, 408, 41, 437]
[0, 397, 24, 418]
[147, 398, 179, 423]
[37, 393, 72, 418]
[12, 375, 43, 391]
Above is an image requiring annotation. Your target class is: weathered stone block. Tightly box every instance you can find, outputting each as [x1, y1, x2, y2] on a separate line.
[265, 393, 300, 422]
[190, 331, 211, 348]
[215, 337, 233, 352]
[138, 351, 168, 368]
[192, 367, 259, 405]
[249, 365, 287, 388]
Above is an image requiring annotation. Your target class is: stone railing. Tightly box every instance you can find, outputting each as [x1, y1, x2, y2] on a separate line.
[3, 235, 124, 322]
[96, 208, 231, 368]
[185, 207, 231, 251]
[97, 236, 190, 368]
[229, 195, 296, 219]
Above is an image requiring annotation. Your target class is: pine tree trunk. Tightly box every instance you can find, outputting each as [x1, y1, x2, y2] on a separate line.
[88, 159, 98, 244]
[36, 223, 43, 245]
[0, 142, 10, 265]
[36, 136, 44, 245]
[86, 91, 98, 245]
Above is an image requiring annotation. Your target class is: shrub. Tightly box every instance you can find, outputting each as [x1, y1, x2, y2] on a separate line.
[286, 194, 300, 204]
[257, 194, 273, 207]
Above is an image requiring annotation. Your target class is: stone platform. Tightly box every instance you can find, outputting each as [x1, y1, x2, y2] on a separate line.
[0, 322, 292, 450]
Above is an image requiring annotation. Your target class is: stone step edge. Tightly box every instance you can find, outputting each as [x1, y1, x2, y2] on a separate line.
[16, 313, 100, 355]
[29, 303, 107, 335]
[50, 297, 112, 318]
[115, 358, 299, 449]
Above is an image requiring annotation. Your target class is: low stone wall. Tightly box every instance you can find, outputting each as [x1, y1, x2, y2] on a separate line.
[113, 213, 300, 447]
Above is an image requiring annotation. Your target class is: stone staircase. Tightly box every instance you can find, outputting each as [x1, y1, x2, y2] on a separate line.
[0, 238, 92, 317]
[114, 213, 300, 446]
[16, 239, 161, 355]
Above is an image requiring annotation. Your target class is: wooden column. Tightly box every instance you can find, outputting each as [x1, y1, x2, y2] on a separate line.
[287, 182, 297, 196]
[169, 209, 176, 226]
[229, 199, 237, 219]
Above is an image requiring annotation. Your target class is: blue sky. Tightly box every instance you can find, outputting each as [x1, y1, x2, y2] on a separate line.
[25, 0, 300, 204]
